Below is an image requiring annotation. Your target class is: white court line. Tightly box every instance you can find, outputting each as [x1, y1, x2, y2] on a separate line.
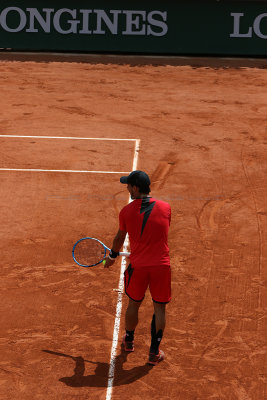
[0, 135, 138, 174]
[106, 139, 140, 400]
[0, 168, 130, 174]
[0, 135, 137, 141]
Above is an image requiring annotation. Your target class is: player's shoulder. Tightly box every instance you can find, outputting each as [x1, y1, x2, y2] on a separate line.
[120, 197, 170, 214]
[151, 198, 171, 210]
[120, 200, 136, 214]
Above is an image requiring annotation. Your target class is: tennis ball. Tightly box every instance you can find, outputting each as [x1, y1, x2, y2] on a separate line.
[102, 259, 106, 266]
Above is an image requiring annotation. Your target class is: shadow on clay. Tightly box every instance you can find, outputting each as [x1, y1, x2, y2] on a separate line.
[42, 345, 153, 387]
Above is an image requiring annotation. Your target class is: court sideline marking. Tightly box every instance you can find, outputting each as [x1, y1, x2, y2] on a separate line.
[106, 138, 140, 400]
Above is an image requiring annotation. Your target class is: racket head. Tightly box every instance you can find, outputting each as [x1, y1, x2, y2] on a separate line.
[72, 237, 108, 267]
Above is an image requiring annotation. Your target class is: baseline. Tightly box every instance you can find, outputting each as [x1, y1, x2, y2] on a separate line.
[0, 135, 137, 141]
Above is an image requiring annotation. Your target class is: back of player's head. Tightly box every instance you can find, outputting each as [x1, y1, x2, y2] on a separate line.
[120, 170, 151, 194]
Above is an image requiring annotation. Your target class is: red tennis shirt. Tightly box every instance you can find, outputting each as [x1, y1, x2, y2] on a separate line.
[119, 197, 171, 267]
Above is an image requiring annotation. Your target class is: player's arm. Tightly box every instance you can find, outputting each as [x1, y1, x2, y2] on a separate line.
[111, 229, 127, 253]
[104, 229, 127, 268]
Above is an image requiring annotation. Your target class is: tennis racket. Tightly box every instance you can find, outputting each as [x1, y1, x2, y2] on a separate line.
[72, 237, 130, 267]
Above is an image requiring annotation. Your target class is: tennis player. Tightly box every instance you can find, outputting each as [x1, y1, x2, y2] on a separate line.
[104, 170, 171, 365]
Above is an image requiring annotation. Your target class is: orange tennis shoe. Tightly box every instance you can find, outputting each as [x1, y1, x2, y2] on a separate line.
[148, 349, 165, 365]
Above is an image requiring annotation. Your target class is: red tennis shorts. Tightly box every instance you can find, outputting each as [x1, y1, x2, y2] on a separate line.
[124, 264, 171, 303]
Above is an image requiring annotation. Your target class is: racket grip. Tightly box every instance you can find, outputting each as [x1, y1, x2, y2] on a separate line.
[119, 251, 130, 257]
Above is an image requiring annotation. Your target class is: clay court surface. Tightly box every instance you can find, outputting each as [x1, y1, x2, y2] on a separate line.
[0, 55, 266, 400]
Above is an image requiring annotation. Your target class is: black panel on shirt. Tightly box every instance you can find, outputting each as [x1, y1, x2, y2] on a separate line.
[140, 198, 156, 236]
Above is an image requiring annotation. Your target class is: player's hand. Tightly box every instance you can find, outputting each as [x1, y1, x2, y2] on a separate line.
[103, 257, 115, 268]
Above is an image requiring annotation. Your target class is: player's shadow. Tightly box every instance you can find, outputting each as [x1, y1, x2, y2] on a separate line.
[42, 345, 153, 387]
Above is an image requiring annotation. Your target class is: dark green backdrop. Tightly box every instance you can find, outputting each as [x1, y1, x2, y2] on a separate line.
[0, 1, 267, 56]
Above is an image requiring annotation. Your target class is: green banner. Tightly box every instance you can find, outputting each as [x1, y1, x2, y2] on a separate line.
[0, 1, 267, 56]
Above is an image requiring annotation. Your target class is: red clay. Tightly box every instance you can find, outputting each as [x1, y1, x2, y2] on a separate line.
[0, 58, 266, 400]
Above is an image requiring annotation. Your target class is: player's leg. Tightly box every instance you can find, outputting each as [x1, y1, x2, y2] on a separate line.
[123, 265, 148, 351]
[123, 298, 142, 351]
[125, 298, 143, 331]
[150, 302, 166, 353]
[148, 265, 171, 364]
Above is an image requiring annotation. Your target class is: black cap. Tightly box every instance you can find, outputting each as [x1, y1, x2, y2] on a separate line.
[120, 170, 151, 192]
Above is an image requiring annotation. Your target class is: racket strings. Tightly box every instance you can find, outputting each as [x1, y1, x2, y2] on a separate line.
[74, 239, 105, 266]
